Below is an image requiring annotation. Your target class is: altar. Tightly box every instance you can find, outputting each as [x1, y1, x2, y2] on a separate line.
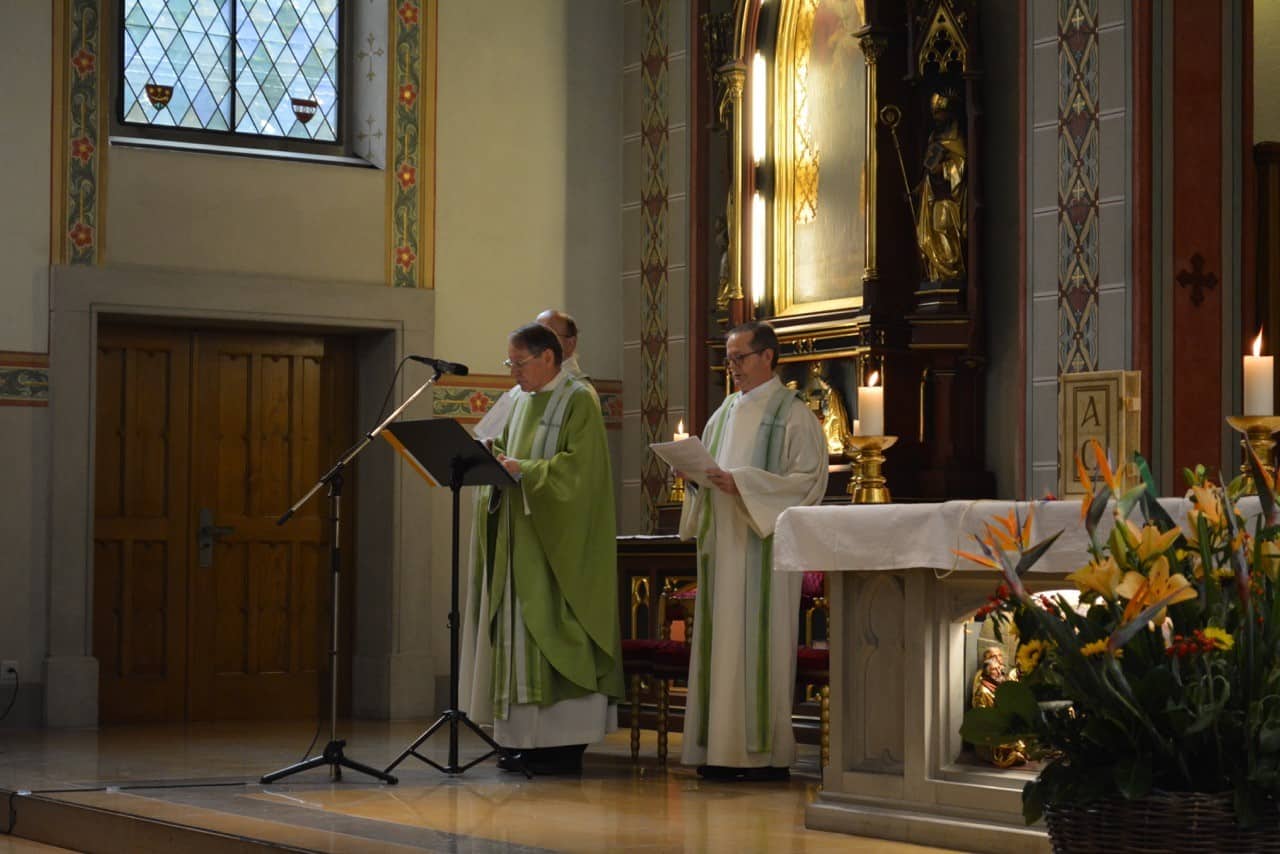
[772, 498, 1223, 854]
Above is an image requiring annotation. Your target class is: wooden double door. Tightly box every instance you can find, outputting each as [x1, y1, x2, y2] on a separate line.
[93, 325, 356, 723]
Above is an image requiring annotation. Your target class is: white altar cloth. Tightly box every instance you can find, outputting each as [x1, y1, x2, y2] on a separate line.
[773, 496, 1262, 576]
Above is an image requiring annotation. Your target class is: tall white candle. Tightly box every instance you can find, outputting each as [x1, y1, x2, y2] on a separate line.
[1245, 330, 1274, 416]
[858, 372, 884, 436]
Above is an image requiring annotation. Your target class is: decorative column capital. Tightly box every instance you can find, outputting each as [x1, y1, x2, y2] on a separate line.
[858, 34, 888, 65]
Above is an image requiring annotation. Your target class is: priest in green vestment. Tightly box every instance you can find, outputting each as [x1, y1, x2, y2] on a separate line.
[459, 322, 623, 775]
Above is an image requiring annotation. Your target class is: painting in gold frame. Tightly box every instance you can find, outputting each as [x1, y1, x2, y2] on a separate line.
[770, 0, 867, 317]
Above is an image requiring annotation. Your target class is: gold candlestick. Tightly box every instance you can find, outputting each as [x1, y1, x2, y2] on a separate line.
[845, 447, 863, 499]
[1226, 415, 1280, 492]
[668, 472, 686, 503]
[846, 435, 897, 504]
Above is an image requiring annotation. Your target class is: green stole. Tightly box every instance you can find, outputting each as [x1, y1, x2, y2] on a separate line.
[692, 382, 802, 752]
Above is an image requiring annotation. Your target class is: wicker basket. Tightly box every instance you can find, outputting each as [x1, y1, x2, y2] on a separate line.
[1045, 791, 1280, 853]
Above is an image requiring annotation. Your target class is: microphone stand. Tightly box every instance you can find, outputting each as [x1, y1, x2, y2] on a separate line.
[260, 366, 446, 785]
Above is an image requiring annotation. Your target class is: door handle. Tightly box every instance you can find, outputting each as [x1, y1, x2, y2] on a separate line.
[197, 507, 235, 568]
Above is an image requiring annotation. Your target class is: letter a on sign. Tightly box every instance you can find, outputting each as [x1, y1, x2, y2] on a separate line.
[1079, 395, 1102, 428]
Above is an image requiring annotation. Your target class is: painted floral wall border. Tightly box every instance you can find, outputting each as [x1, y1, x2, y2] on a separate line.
[0, 353, 50, 407]
[433, 374, 623, 430]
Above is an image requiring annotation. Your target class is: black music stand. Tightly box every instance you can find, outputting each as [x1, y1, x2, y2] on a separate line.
[261, 365, 449, 786]
[380, 418, 523, 776]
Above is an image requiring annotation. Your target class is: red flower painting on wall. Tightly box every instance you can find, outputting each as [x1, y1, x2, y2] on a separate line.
[395, 245, 416, 271]
[68, 223, 93, 249]
[396, 163, 416, 190]
[71, 48, 95, 77]
[70, 137, 95, 164]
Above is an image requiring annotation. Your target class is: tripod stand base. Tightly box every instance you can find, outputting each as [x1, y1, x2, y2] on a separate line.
[261, 739, 399, 785]
[384, 709, 528, 777]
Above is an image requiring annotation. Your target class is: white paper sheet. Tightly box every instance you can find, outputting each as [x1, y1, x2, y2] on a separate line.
[649, 437, 718, 488]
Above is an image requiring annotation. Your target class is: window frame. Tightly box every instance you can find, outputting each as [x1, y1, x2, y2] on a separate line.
[111, 0, 354, 159]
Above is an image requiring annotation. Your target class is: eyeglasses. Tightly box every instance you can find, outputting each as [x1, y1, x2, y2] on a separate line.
[725, 348, 766, 368]
[502, 354, 537, 370]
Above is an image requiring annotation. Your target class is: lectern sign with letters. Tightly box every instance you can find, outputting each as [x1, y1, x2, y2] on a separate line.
[1058, 370, 1141, 497]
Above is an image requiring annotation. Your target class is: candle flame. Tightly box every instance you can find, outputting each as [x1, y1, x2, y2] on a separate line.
[676, 419, 684, 434]
[1254, 329, 1265, 358]
[867, 371, 880, 388]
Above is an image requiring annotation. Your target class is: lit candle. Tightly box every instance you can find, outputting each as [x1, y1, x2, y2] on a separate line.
[673, 419, 689, 441]
[1245, 329, 1274, 416]
[858, 372, 884, 437]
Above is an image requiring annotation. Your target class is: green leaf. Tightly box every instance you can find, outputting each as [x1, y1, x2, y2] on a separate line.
[1113, 757, 1152, 800]
[1115, 483, 1148, 522]
[960, 706, 1017, 747]
[995, 678, 1040, 723]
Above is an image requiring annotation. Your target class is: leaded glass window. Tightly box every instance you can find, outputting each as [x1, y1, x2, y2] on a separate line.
[120, 0, 342, 143]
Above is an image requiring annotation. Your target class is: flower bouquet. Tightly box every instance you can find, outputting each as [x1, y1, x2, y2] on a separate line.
[959, 441, 1280, 845]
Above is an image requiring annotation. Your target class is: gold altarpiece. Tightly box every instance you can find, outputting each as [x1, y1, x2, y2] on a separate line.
[699, 0, 992, 500]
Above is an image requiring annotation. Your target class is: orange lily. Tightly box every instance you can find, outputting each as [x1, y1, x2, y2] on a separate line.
[1116, 556, 1197, 624]
[1121, 521, 1182, 564]
[1066, 556, 1122, 600]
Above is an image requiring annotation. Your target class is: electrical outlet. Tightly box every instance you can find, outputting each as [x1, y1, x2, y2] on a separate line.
[0, 660, 16, 681]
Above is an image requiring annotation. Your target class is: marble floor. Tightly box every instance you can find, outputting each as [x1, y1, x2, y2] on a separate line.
[0, 721, 964, 853]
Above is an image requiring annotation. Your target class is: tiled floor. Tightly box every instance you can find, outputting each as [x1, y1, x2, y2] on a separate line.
[0, 721, 963, 853]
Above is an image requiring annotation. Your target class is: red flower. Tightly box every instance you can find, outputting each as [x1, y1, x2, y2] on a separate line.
[397, 1, 419, 26]
[396, 162, 416, 190]
[71, 48, 95, 77]
[395, 245, 416, 270]
[399, 83, 418, 109]
[70, 136, 95, 164]
[468, 392, 492, 414]
[68, 222, 94, 249]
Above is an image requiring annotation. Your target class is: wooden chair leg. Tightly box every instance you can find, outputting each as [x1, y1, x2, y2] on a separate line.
[820, 684, 830, 771]
[657, 677, 669, 766]
[630, 672, 642, 761]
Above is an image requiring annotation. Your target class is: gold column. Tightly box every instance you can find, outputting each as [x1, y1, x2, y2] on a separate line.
[858, 34, 886, 282]
[719, 63, 748, 305]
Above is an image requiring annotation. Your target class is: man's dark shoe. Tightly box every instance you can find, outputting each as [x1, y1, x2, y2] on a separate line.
[497, 751, 525, 772]
[524, 744, 586, 776]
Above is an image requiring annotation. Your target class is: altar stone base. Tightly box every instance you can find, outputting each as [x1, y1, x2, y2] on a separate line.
[807, 569, 1053, 854]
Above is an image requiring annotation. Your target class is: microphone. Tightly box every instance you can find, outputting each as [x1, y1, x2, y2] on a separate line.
[408, 355, 470, 376]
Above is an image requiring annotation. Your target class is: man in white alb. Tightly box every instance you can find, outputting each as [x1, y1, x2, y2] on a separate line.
[678, 320, 828, 781]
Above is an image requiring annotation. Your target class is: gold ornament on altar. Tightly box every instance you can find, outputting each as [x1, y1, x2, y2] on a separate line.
[791, 362, 853, 456]
[970, 647, 1028, 768]
[916, 90, 967, 283]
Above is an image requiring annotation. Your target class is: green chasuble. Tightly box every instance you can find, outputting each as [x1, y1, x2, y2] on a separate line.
[481, 377, 624, 716]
